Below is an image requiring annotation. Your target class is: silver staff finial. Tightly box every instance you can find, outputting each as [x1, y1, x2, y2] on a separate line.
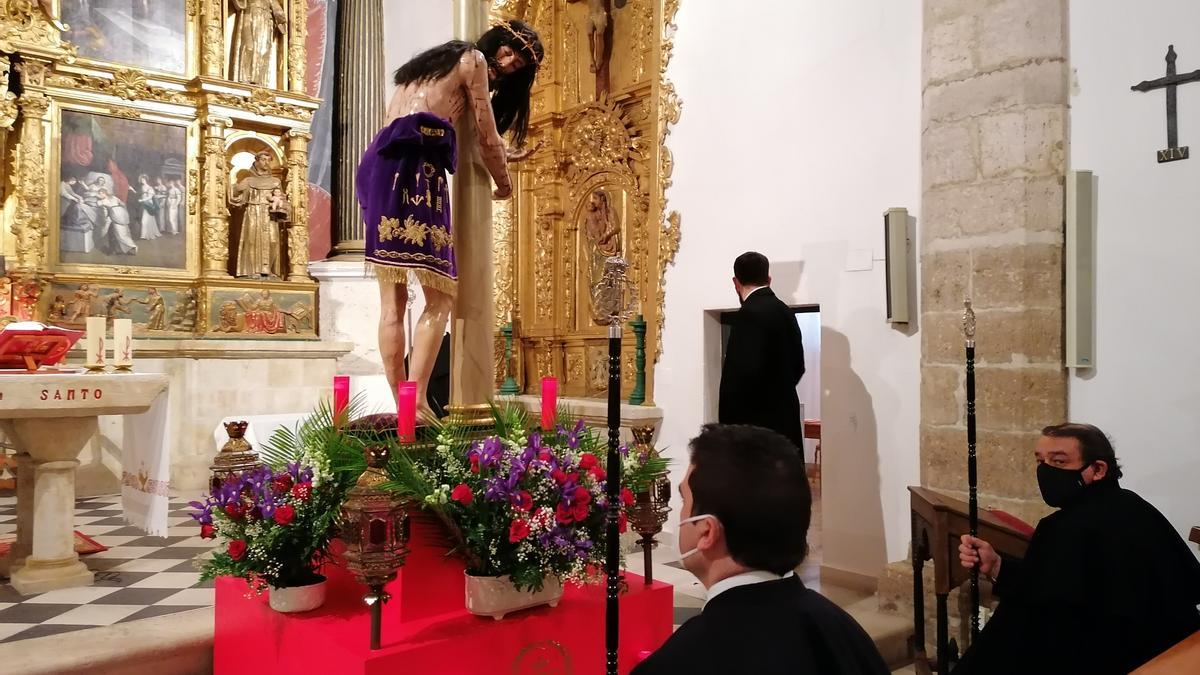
[962, 299, 976, 340]
[591, 257, 636, 327]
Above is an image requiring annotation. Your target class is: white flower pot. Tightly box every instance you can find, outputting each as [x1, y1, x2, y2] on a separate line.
[268, 576, 327, 613]
[464, 573, 564, 620]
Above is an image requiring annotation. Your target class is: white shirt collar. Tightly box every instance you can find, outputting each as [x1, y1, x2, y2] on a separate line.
[705, 569, 793, 607]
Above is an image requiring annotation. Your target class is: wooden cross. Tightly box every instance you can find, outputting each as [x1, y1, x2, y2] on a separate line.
[1132, 45, 1200, 163]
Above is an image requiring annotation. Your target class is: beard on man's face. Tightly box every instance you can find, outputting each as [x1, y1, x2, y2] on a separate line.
[486, 57, 507, 90]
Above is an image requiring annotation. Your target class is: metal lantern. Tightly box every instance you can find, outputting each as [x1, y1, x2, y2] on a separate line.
[339, 444, 412, 650]
[209, 421, 261, 492]
[626, 426, 671, 585]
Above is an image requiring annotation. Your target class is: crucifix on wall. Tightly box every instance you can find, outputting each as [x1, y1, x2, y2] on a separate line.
[569, 0, 618, 98]
[1131, 45, 1200, 163]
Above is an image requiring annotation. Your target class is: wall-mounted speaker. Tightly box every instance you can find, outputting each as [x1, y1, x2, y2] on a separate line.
[884, 207, 911, 324]
[1066, 170, 1097, 369]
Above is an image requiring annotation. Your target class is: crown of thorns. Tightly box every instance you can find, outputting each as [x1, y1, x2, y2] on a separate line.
[497, 20, 542, 66]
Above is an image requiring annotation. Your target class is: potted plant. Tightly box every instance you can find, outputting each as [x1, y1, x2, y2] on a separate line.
[190, 403, 358, 612]
[382, 406, 667, 620]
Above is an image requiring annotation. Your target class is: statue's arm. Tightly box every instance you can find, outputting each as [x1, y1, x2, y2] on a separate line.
[272, 1, 288, 31]
[228, 180, 247, 206]
[463, 51, 512, 196]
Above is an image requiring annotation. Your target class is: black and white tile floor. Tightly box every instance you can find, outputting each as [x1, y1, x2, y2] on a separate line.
[0, 494, 217, 643]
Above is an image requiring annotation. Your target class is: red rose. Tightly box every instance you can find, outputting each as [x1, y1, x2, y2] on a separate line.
[291, 482, 312, 502]
[567, 473, 580, 485]
[551, 469, 567, 485]
[538, 449, 554, 463]
[618, 512, 628, 534]
[555, 502, 574, 524]
[621, 487, 635, 507]
[228, 539, 247, 560]
[200, 523, 215, 539]
[508, 519, 531, 543]
[573, 486, 592, 504]
[224, 504, 244, 520]
[512, 490, 533, 512]
[272, 474, 294, 494]
[451, 483, 474, 505]
[469, 456, 480, 474]
[578, 453, 599, 470]
[273, 504, 296, 526]
[572, 501, 589, 522]
[590, 466, 607, 482]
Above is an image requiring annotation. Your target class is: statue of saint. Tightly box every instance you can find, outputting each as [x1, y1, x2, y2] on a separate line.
[139, 287, 166, 331]
[229, 150, 285, 279]
[357, 20, 543, 414]
[583, 189, 622, 289]
[230, 0, 287, 87]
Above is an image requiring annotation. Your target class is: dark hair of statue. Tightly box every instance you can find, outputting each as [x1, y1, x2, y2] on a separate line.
[687, 424, 811, 575]
[734, 251, 771, 287]
[1042, 422, 1124, 481]
[391, 21, 544, 147]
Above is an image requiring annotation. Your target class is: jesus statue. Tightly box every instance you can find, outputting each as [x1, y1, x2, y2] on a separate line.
[356, 20, 543, 416]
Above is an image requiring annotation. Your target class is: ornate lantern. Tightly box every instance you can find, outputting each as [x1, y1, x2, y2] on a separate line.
[340, 444, 412, 650]
[209, 421, 261, 492]
[627, 426, 672, 585]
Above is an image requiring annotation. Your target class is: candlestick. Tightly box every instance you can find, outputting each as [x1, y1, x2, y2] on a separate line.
[333, 376, 351, 427]
[112, 319, 133, 371]
[499, 324, 519, 396]
[397, 382, 417, 443]
[540, 377, 557, 431]
[85, 317, 106, 372]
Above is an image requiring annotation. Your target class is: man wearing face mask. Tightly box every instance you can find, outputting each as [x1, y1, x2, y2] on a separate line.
[955, 423, 1200, 674]
[718, 252, 806, 450]
[632, 425, 888, 675]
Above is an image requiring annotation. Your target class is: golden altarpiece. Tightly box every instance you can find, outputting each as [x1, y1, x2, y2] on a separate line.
[490, 0, 681, 405]
[0, 1, 318, 338]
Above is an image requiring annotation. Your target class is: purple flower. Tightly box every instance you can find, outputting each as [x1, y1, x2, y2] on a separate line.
[564, 420, 586, 450]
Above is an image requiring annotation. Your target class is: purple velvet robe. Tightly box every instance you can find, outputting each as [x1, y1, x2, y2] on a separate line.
[356, 112, 458, 292]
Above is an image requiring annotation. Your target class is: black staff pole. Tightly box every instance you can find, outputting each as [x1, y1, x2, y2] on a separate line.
[964, 301, 980, 641]
[605, 321, 622, 675]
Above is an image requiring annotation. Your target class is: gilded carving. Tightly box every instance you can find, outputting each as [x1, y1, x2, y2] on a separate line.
[586, 346, 605, 394]
[201, 120, 232, 277]
[188, 168, 199, 216]
[287, 0, 307, 92]
[563, 101, 639, 182]
[213, 89, 313, 121]
[200, 0, 226, 78]
[566, 352, 584, 386]
[0, 56, 16, 129]
[535, 341, 553, 379]
[493, 197, 515, 329]
[534, 198, 555, 322]
[12, 91, 50, 271]
[107, 106, 140, 119]
[563, 12, 579, 105]
[285, 129, 311, 279]
[45, 70, 192, 106]
[631, 0, 653, 80]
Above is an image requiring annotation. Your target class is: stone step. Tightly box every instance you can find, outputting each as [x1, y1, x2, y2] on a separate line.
[840, 594, 915, 670]
[0, 607, 212, 675]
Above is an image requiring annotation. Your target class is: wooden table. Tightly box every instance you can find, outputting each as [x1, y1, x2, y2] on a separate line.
[909, 486, 1034, 673]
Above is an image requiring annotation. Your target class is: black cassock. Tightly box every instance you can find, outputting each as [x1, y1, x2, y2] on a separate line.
[631, 576, 889, 675]
[955, 480, 1200, 675]
[718, 287, 806, 448]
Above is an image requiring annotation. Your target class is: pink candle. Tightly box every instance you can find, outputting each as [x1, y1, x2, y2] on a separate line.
[397, 381, 417, 443]
[541, 377, 558, 430]
[333, 376, 350, 426]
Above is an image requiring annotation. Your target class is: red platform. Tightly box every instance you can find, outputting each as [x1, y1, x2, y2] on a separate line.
[214, 559, 674, 674]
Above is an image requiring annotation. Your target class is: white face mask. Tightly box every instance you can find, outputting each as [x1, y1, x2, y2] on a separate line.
[676, 514, 716, 562]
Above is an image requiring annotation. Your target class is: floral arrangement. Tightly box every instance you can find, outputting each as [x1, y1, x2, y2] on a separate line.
[190, 403, 359, 591]
[382, 406, 668, 592]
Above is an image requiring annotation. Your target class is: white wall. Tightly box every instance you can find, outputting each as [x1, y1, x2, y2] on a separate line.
[383, 0, 454, 76]
[658, 0, 923, 578]
[1069, 1, 1200, 552]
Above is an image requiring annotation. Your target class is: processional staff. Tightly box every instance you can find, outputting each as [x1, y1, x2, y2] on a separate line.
[963, 300, 980, 641]
[592, 257, 636, 675]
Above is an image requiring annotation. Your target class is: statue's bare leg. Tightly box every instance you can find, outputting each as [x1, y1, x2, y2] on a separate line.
[377, 279, 409, 400]
[409, 286, 453, 419]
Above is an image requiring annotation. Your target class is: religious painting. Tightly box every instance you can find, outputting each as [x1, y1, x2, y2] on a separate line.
[62, 0, 188, 74]
[46, 282, 198, 334]
[56, 110, 189, 271]
[208, 288, 315, 337]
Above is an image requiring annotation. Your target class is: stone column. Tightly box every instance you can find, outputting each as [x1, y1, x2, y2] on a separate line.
[286, 129, 313, 280]
[919, 0, 1068, 524]
[448, 0, 497, 413]
[331, 0, 385, 257]
[8, 418, 98, 595]
[0, 451, 35, 577]
[201, 117, 232, 278]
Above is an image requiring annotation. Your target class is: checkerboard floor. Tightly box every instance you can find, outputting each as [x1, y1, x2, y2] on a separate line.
[0, 493, 217, 644]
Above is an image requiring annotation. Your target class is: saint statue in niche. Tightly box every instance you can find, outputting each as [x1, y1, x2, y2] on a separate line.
[229, 150, 288, 279]
[583, 188, 622, 287]
[230, 0, 288, 86]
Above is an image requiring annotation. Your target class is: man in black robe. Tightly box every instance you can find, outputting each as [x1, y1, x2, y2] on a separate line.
[957, 423, 1200, 674]
[632, 425, 888, 675]
[718, 252, 806, 449]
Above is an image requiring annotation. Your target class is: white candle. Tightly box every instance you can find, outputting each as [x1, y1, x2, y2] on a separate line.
[85, 317, 106, 368]
[113, 319, 133, 368]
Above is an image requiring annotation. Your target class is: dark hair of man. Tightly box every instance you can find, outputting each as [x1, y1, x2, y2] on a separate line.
[1042, 422, 1124, 481]
[733, 251, 770, 287]
[687, 424, 811, 575]
[391, 21, 544, 147]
